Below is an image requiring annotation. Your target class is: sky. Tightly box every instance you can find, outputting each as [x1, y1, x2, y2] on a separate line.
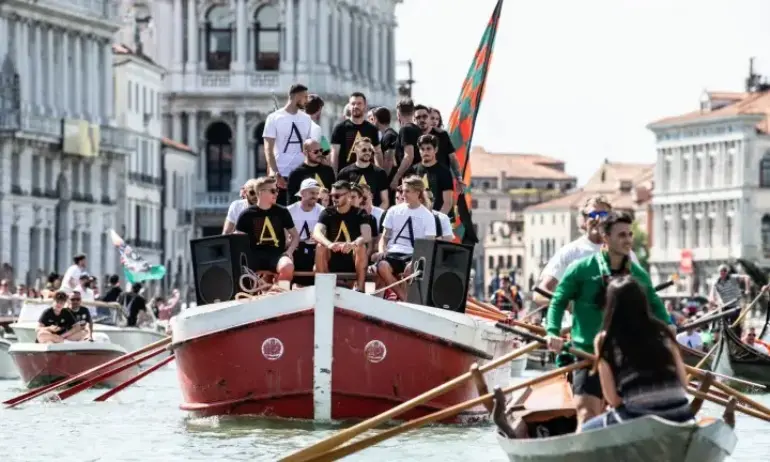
[395, 0, 770, 184]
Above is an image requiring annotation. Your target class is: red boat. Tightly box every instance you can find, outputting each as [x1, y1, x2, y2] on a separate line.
[171, 274, 518, 422]
[8, 341, 140, 389]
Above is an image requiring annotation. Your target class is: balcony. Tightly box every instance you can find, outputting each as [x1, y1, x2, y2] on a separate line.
[128, 172, 163, 187]
[100, 125, 136, 156]
[0, 109, 61, 142]
[36, 0, 119, 23]
[196, 192, 238, 211]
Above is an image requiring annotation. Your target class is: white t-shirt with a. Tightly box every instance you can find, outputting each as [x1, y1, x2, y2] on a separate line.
[225, 199, 249, 225]
[541, 235, 640, 281]
[61, 264, 84, 290]
[263, 109, 313, 177]
[382, 203, 437, 255]
[676, 331, 703, 350]
[288, 202, 324, 243]
[370, 206, 384, 228]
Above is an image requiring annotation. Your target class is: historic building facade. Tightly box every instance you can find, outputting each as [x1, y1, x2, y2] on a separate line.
[119, 0, 401, 235]
[0, 1, 134, 285]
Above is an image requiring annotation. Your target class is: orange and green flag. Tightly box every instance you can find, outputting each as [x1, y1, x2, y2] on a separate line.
[448, 0, 504, 245]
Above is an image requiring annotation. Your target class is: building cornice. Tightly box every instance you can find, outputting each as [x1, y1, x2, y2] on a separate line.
[647, 113, 765, 132]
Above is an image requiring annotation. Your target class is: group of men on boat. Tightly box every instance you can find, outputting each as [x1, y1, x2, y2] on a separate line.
[223, 85, 459, 298]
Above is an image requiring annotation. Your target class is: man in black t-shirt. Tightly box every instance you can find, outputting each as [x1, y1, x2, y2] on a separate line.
[427, 107, 464, 188]
[36, 291, 85, 343]
[287, 139, 336, 202]
[336, 137, 389, 209]
[330, 92, 382, 174]
[68, 291, 93, 340]
[312, 181, 372, 291]
[118, 283, 148, 327]
[406, 134, 455, 216]
[392, 98, 421, 190]
[236, 177, 299, 281]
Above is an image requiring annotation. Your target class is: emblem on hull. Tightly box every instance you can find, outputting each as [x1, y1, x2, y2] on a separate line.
[364, 340, 387, 363]
[261, 338, 285, 361]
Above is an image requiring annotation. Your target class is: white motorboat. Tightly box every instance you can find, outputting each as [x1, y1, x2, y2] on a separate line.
[0, 337, 19, 379]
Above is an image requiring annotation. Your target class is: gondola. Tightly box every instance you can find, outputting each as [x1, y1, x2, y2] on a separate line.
[713, 320, 770, 389]
[680, 344, 709, 368]
[492, 373, 737, 462]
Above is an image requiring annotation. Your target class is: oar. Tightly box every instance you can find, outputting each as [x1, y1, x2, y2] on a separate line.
[730, 288, 768, 328]
[3, 336, 171, 408]
[676, 302, 740, 333]
[55, 344, 170, 401]
[93, 354, 175, 402]
[686, 386, 770, 423]
[278, 341, 541, 462]
[687, 368, 765, 390]
[297, 359, 593, 462]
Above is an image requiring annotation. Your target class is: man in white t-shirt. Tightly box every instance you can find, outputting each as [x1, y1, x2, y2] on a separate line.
[375, 176, 437, 299]
[263, 84, 313, 206]
[676, 327, 704, 350]
[61, 254, 88, 291]
[222, 179, 258, 234]
[534, 195, 640, 307]
[287, 178, 324, 286]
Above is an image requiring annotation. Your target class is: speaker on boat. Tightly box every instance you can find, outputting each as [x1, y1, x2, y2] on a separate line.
[406, 239, 474, 313]
[190, 234, 253, 306]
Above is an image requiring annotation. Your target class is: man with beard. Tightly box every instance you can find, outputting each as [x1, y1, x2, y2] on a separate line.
[263, 84, 313, 205]
[305, 94, 332, 156]
[236, 177, 299, 282]
[223, 179, 259, 233]
[313, 181, 372, 291]
[406, 134, 454, 216]
[330, 92, 382, 175]
[288, 179, 325, 287]
[391, 98, 421, 190]
[287, 139, 336, 201]
[336, 137, 389, 209]
[545, 211, 671, 431]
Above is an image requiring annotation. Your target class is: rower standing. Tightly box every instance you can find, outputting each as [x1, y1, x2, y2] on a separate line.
[709, 264, 751, 327]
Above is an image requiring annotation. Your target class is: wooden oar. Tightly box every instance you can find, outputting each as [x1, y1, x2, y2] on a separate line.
[278, 341, 541, 462]
[687, 366, 766, 389]
[3, 336, 171, 408]
[55, 344, 170, 401]
[94, 354, 175, 402]
[730, 289, 768, 328]
[298, 359, 592, 462]
[686, 386, 770, 423]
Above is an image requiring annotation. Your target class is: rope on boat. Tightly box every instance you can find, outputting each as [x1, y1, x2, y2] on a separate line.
[234, 267, 287, 301]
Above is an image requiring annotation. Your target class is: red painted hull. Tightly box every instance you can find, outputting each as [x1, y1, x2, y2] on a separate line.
[175, 307, 501, 422]
[10, 348, 139, 389]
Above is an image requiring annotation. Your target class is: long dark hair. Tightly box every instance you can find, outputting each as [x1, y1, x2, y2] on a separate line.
[595, 276, 676, 374]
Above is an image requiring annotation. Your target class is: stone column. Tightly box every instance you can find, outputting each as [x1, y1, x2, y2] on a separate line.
[73, 33, 83, 117]
[46, 26, 55, 113]
[330, 5, 339, 70]
[18, 20, 30, 109]
[298, 0, 309, 67]
[172, 112, 182, 141]
[186, 0, 198, 73]
[61, 31, 70, 115]
[234, 110, 248, 190]
[235, 0, 247, 70]
[172, 0, 183, 71]
[285, 0, 295, 69]
[342, 9, 351, 75]
[104, 41, 114, 122]
[0, 16, 6, 59]
[319, 0, 329, 66]
[33, 23, 43, 111]
[371, 20, 380, 86]
[84, 35, 94, 120]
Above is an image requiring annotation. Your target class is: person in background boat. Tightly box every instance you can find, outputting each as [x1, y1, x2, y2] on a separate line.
[36, 291, 87, 343]
[222, 179, 259, 234]
[533, 195, 639, 308]
[76, 273, 96, 302]
[286, 139, 335, 201]
[313, 181, 372, 291]
[742, 327, 770, 355]
[99, 274, 122, 303]
[68, 291, 93, 341]
[61, 254, 88, 291]
[709, 264, 751, 323]
[581, 276, 693, 431]
[118, 283, 148, 327]
[40, 273, 60, 299]
[666, 300, 686, 327]
[675, 324, 703, 350]
[545, 211, 672, 430]
[421, 190, 454, 241]
[154, 289, 181, 321]
[288, 178, 325, 287]
[374, 176, 437, 300]
[491, 276, 523, 316]
[236, 176, 299, 282]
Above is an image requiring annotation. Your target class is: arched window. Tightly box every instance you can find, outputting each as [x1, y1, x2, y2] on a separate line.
[760, 152, 770, 188]
[253, 5, 280, 70]
[206, 6, 233, 70]
[205, 122, 232, 192]
[253, 121, 267, 177]
[762, 215, 770, 257]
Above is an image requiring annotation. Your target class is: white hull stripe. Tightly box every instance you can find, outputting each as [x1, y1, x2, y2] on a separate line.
[313, 274, 335, 422]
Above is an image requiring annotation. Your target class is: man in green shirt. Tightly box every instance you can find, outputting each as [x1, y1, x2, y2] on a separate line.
[545, 211, 672, 431]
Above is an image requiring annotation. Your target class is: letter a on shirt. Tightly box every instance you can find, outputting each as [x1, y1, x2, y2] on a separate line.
[347, 132, 363, 161]
[258, 218, 280, 247]
[358, 175, 368, 185]
[334, 222, 352, 242]
[314, 173, 327, 189]
[284, 122, 305, 152]
[394, 217, 415, 248]
[299, 221, 312, 240]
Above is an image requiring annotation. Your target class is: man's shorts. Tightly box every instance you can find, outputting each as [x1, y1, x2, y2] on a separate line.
[572, 367, 603, 399]
[380, 252, 412, 276]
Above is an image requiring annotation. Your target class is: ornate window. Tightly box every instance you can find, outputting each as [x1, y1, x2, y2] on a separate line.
[253, 5, 280, 70]
[760, 151, 770, 187]
[206, 6, 233, 70]
[763, 215, 770, 257]
[205, 122, 233, 192]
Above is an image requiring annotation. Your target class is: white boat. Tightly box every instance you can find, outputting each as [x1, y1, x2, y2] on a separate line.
[510, 354, 528, 378]
[9, 300, 168, 361]
[0, 338, 19, 379]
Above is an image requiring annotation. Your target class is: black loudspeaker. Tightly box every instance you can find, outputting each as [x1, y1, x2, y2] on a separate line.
[406, 239, 474, 313]
[190, 234, 253, 306]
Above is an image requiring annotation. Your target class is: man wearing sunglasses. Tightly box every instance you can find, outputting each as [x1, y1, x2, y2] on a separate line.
[287, 139, 335, 202]
[534, 195, 640, 307]
[336, 137, 390, 209]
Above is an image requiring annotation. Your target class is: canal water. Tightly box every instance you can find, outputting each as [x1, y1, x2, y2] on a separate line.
[0, 366, 768, 461]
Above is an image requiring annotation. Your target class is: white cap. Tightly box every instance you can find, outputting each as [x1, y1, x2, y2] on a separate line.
[296, 178, 320, 197]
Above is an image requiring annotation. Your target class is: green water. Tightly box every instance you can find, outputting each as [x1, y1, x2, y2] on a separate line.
[0, 366, 768, 461]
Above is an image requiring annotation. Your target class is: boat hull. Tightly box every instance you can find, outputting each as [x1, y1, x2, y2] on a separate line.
[172, 274, 517, 422]
[0, 338, 19, 379]
[496, 416, 737, 462]
[8, 342, 139, 389]
[680, 344, 708, 368]
[713, 321, 770, 388]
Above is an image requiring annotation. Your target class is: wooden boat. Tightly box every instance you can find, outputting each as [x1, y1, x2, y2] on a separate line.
[492, 374, 738, 461]
[713, 320, 770, 388]
[680, 344, 709, 368]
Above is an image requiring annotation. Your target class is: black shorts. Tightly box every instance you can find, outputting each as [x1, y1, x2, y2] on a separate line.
[329, 252, 356, 273]
[572, 367, 603, 399]
[292, 243, 316, 286]
[381, 252, 412, 275]
[253, 250, 283, 273]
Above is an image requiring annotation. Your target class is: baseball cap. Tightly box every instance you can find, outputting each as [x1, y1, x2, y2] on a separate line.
[296, 178, 320, 197]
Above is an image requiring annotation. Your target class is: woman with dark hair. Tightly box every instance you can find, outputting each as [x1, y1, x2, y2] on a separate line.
[581, 275, 693, 431]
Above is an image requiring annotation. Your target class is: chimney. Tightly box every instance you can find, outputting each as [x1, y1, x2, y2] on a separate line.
[498, 170, 506, 191]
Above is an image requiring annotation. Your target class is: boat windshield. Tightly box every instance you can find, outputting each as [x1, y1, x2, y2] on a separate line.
[17, 301, 49, 322]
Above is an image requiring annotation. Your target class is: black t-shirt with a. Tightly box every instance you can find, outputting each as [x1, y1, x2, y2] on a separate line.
[331, 120, 381, 172]
[287, 163, 336, 201]
[397, 122, 422, 167]
[70, 306, 92, 324]
[407, 162, 455, 215]
[236, 204, 295, 253]
[431, 129, 456, 171]
[318, 207, 368, 243]
[381, 128, 399, 159]
[336, 164, 389, 206]
[38, 307, 76, 332]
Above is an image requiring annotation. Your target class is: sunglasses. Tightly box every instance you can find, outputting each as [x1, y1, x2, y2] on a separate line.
[261, 188, 278, 194]
[414, 115, 429, 120]
[308, 149, 322, 154]
[358, 148, 373, 154]
[331, 192, 348, 199]
[584, 210, 609, 219]
[70, 298, 82, 302]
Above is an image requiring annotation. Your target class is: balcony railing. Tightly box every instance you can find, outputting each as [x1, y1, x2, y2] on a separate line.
[196, 192, 238, 210]
[37, 0, 119, 22]
[100, 125, 136, 155]
[0, 110, 61, 140]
